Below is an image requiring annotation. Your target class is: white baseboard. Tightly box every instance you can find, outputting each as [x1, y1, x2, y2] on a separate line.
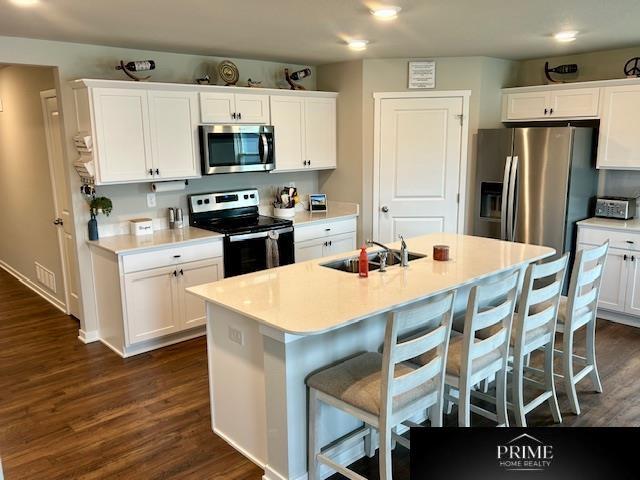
[214, 426, 266, 470]
[597, 310, 640, 328]
[0, 259, 67, 313]
[78, 329, 100, 343]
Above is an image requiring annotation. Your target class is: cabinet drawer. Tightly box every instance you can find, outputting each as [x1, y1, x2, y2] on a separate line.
[578, 227, 640, 251]
[122, 240, 223, 273]
[294, 218, 356, 243]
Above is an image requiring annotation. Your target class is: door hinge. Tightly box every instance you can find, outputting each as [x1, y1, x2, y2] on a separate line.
[456, 114, 463, 126]
[456, 193, 460, 203]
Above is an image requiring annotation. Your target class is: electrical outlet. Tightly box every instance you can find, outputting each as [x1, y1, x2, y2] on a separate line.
[146, 193, 157, 208]
[228, 326, 244, 346]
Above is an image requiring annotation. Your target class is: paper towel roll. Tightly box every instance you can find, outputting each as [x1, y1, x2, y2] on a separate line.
[151, 180, 186, 193]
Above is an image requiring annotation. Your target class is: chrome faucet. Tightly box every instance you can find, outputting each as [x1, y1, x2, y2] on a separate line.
[366, 236, 409, 271]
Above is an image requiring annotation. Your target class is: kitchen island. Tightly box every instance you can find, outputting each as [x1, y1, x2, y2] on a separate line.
[187, 233, 554, 480]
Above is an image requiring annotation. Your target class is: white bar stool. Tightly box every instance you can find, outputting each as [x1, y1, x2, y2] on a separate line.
[510, 254, 569, 426]
[554, 241, 608, 415]
[306, 293, 455, 480]
[415, 271, 520, 427]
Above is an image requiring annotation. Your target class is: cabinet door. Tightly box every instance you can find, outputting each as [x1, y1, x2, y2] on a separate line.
[549, 88, 599, 118]
[295, 238, 326, 262]
[596, 246, 628, 313]
[270, 96, 306, 171]
[148, 91, 200, 180]
[92, 88, 152, 183]
[124, 266, 180, 344]
[179, 258, 223, 329]
[597, 85, 640, 169]
[304, 97, 336, 169]
[235, 94, 270, 124]
[326, 232, 357, 256]
[504, 91, 551, 120]
[624, 255, 640, 315]
[200, 92, 235, 123]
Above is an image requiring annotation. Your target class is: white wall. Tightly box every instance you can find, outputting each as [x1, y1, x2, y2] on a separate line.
[0, 64, 65, 305]
[0, 35, 318, 338]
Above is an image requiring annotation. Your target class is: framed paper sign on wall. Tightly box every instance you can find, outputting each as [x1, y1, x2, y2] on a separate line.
[408, 61, 436, 89]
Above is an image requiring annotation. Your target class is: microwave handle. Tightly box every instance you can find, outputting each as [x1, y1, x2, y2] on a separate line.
[260, 133, 270, 164]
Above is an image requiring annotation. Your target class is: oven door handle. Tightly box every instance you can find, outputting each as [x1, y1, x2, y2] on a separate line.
[260, 133, 270, 164]
[228, 227, 293, 242]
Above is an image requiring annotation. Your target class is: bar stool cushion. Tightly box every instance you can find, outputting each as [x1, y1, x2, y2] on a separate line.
[306, 352, 436, 416]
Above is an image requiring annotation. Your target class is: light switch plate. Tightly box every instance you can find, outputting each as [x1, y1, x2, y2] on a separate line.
[146, 193, 156, 208]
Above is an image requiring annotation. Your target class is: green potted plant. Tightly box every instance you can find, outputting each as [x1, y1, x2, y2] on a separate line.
[88, 196, 113, 241]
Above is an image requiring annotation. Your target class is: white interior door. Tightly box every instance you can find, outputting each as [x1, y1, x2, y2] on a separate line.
[377, 96, 464, 243]
[41, 90, 81, 318]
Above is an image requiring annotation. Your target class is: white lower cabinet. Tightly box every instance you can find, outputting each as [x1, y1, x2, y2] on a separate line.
[578, 224, 640, 324]
[90, 237, 223, 357]
[124, 257, 222, 344]
[294, 218, 357, 262]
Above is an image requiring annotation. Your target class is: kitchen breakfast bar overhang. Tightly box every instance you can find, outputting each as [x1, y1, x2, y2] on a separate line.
[187, 233, 554, 480]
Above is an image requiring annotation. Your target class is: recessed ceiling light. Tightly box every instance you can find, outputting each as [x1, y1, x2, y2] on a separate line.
[371, 6, 402, 19]
[11, 0, 39, 6]
[348, 39, 369, 51]
[554, 30, 578, 42]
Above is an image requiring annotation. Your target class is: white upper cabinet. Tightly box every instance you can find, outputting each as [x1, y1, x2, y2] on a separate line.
[549, 88, 600, 118]
[597, 84, 640, 169]
[271, 96, 306, 171]
[504, 91, 551, 120]
[271, 95, 337, 172]
[502, 87, 599, 121]
[304, 97, 337, 169]
[148, 91, 200, 180]
[92, 88, 153, 183]
[200, 92, 270, 124]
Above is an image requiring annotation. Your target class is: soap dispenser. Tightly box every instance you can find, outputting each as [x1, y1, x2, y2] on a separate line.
[358, 244, 369, 278]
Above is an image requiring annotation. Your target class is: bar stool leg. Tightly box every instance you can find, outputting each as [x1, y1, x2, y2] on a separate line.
[364, 427, 376, 458]
[512, 355, 527, 427]
[586, 320, 603, 393]
[496, 367, 509, 427]
[379, 425, 393, 480]
[308, 388, 321, 480]
[544, 341, 562, 423]
[563, 332, 581, 415]
[458, 381, 471, 427]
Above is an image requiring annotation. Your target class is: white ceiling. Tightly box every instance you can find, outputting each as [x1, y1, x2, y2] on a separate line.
[1, 0, 639, 65]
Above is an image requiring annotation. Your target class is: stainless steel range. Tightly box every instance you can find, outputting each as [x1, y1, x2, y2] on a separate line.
[188, 189, 294, 277]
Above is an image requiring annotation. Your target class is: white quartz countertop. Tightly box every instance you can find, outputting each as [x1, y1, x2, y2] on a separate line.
[291, 201, 359, 226]
[578, 217, 640, 232]
[187, 233, 554, 336]
[88, 227, 223, 254]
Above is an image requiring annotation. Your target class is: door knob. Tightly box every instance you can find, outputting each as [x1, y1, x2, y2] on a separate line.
[53, 218, 63, 226]
[381, 206, 389, 213]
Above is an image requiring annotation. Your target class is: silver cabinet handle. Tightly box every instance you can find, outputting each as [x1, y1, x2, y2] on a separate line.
[381, 206, 389, 213]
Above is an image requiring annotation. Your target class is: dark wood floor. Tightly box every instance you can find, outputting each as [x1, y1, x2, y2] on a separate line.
[1, 268, 639, 479]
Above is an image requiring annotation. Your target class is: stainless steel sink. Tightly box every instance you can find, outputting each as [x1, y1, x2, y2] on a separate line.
[321, 249, 426, 273]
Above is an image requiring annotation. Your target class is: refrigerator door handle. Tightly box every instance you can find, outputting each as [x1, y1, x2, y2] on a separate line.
[507, 155, 519, 241]
[501, 156, 513, 240]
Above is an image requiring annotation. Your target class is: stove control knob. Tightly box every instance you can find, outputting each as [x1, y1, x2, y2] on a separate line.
[204, 199, 210, 204]
[197, 200, 203, 205]
[244, 194, 249, 199]
[250, 194, 255, 198]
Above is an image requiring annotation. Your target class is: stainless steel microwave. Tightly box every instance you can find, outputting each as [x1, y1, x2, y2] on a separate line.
[199, 125, 275, 174]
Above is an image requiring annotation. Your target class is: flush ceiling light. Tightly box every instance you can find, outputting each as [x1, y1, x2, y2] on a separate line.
[348, 39, 369, 51]
[370, 6, 402, 19]
[11, 0, 40, 6]
[554, 30, 578, 42]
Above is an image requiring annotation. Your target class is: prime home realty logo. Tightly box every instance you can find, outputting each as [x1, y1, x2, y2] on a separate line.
[497, 433, 554, 471]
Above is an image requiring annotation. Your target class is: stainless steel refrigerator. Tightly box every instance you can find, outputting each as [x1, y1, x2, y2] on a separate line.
[474, 127, 598, 256]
